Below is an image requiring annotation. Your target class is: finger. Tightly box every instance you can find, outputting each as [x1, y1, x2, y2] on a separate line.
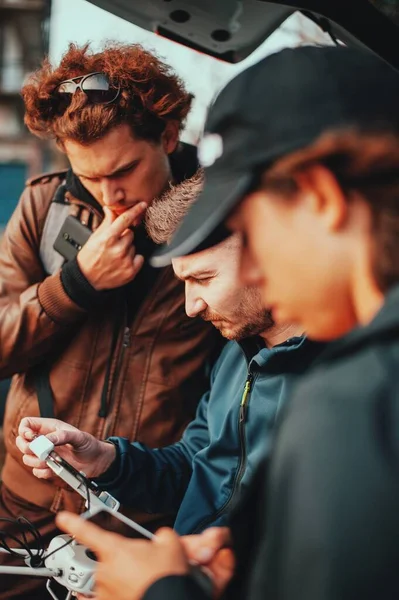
[120, 227, 135, 241]
[32, 467, 54, 479]
[191, 546, 216, 565]
[19, 417, 57, 440]
[132, 213, 145, 227]
[80, 208, 91, 228]
[154, 528, 185, 552]
[153, 528, 189, 573]
[16, 435, 33, 456]
[23, 454, 48, 470]
[129, 253, 144, 280]
[46, 427, 86, 450]
[102, 207, 116, 226]
[112, 231, 134, 251]
[119, 229, 134, 246]
[210, 548, 236, 591]
[18, 416, 39, 439]
[215, 548, 235, 571]
[184, 528, 232, 565]
[92, 213, 102, 231]
[69, 204, 80, 218]
[202, 527, 232, 548]
[109, 203, 147, 237]
[56, 512, 117, 557]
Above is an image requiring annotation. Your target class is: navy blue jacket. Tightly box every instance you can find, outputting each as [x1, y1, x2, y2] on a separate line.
[97, 336, 322, 534]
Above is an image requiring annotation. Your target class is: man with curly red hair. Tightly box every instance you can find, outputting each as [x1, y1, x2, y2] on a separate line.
[0, 42, 220, 600]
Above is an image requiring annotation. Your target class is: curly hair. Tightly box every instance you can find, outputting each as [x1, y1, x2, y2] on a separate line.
[22, 42, 193, 145]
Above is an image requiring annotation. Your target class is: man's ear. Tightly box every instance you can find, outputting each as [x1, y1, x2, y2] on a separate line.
[294, 164, 348, 232]
[162, 121, 180, 154]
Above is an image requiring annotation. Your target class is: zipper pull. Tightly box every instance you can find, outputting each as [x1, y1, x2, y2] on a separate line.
[239, 374, 253, 423]
[123, 327, 131, 348]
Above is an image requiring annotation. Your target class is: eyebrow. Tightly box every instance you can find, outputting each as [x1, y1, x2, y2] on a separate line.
[175, 270, 216, 281]
[75, 159, 140, 180]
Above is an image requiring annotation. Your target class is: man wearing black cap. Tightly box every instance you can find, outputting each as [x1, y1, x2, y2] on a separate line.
[53, 45, 399, 600]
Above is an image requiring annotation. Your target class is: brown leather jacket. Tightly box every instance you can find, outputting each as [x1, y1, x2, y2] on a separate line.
[0, 171, 219, 520]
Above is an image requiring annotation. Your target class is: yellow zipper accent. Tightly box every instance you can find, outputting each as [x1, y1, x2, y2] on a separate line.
[241, 379, 252, 407]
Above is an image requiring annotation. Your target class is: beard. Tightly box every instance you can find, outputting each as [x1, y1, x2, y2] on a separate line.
[207, 312, 273, 341]
[200, 289, 274, 341]
[145, 170, 204, 244]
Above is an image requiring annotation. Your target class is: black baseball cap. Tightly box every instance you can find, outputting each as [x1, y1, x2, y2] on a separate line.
[151, 45, 399, 267]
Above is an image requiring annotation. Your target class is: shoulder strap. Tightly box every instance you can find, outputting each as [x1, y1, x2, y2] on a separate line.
[39, 182, 70, 275]
[35, 182, 70, 417]
[33, 362, 55, 418]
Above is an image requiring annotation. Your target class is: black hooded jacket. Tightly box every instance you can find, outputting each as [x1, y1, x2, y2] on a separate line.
[144, 284, 399, 600]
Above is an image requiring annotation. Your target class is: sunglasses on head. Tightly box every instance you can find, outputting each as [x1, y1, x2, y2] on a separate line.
[54, 72, 120, 106]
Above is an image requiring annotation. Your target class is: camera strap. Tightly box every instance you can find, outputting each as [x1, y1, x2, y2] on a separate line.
[34, 182, 70, 419]
[33, 362, 55, 419]
[39, 182, 69, 276]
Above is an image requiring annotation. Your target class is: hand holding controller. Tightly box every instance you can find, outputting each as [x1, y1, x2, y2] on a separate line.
[28, 435, 120, 514]
[28, 437, 214, 599]
[56, 509, 216, 600]
[17, 417, 116, 480]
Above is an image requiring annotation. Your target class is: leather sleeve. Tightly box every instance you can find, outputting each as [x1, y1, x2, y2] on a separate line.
[61, 256, 113, 310]
[0, 181, 87, 378]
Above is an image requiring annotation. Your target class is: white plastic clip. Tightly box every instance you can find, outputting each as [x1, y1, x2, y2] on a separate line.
[29, 436, 55, 461]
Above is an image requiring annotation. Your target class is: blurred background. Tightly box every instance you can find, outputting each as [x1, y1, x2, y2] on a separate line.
[0, 0, 335, 233]
[0, 0, 397, 438]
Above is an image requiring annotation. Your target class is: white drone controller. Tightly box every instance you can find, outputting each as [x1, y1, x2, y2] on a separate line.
[44, 534, 97, 599]
[0, 435, 213, 600]
[0, 435, 155, 600]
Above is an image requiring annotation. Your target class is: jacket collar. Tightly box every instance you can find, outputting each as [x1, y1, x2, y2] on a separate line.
[239, 335, 325, 374]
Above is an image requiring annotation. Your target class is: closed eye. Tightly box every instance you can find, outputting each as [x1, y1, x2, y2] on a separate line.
[111, 161, 140, 179]
[79, 175, 99, 184]
[77, 160, 140, 183]
[191, 276, 213, 285]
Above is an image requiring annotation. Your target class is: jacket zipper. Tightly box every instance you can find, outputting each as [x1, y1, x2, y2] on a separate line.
[239, 374, 253, 423]
[229, 370, 254, 502]
[102, 304, 131, 439]
[67, 195, 132, 433]
[100, 267, 173, 438]
[191, 370, 254, 534]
